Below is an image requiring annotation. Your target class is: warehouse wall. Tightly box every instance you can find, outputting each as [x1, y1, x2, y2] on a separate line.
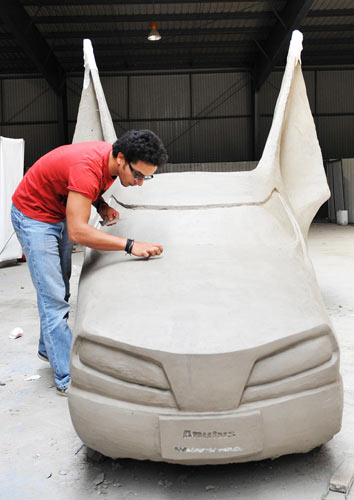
[67, 70, 252, 164]
[259, 69, 354, 159]
[0, 77, 61, 169]
[1, 68, 354, 169]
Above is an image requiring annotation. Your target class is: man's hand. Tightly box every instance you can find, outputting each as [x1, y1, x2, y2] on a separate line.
[67, 192, 163, 255]
[131, 241, 163, 258]
[99, 202, 119, 225]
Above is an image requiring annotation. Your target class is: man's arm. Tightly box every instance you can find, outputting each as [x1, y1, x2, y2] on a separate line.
[66, 191, 163, 257]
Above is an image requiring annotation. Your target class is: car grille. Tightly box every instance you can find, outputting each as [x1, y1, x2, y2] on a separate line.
[72, 328, 339, 411]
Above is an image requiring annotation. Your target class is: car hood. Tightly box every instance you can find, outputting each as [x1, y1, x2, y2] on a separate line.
[75, 172, 330, 355]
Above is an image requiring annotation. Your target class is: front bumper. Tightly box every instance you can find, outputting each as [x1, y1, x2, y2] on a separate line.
[68, 379, 343, 465]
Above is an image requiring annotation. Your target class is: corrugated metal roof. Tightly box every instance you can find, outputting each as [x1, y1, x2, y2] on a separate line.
[24, 2, 285, 17]
[313, 0, 354, 9]
[302, 16, 354, 26]
[0, 1, 353, 76]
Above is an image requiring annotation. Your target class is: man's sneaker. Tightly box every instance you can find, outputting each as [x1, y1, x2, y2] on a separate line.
[56, 387, 69, 397]
[37, 352, 49, 362]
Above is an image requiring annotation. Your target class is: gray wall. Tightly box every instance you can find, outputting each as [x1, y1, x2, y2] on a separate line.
[1, 68, 354, 169]
[67, 70, 253, 164]
[0, 77, 60, 168]
[259, 69, 354, 160]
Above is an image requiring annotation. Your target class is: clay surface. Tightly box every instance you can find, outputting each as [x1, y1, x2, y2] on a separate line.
[68, 33, 343, 464]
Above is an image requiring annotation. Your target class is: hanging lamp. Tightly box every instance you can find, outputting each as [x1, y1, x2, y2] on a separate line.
[148, 22, 161, 41]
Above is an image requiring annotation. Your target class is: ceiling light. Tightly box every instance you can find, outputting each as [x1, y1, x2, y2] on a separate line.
[148, 23, 161, 41]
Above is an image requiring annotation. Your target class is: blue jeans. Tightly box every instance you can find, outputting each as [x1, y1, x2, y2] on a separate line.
[11, 204, 73, 390]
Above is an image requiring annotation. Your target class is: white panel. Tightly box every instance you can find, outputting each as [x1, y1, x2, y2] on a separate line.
[0, 137, 24, 262]
[342, 158, 354, 223]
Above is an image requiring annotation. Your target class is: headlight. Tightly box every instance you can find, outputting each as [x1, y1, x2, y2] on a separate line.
[240, 330, 339, 405]
[71, 337, 177, 408]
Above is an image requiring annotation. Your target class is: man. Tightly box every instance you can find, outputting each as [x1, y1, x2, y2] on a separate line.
[11, 129, 167, 396]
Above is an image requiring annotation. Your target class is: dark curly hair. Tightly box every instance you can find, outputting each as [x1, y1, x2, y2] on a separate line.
[112, 129, 168, 167]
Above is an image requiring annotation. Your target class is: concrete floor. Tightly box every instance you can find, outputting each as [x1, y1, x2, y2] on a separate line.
[1, 222, 354, 500]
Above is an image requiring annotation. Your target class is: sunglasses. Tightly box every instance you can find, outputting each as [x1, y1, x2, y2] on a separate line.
[128, 161, 154, 181]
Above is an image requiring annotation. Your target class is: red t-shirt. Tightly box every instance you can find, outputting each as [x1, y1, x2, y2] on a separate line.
[12, 141, 115, 223]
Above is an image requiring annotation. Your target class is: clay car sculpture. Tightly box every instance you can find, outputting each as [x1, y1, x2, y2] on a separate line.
[68, 32, 343, 465]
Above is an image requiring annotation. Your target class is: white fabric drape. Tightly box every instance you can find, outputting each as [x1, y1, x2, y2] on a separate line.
[0, 136, 24, 262]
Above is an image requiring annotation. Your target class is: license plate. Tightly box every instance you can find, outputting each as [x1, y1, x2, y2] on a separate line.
[159, 411, 263, 460]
